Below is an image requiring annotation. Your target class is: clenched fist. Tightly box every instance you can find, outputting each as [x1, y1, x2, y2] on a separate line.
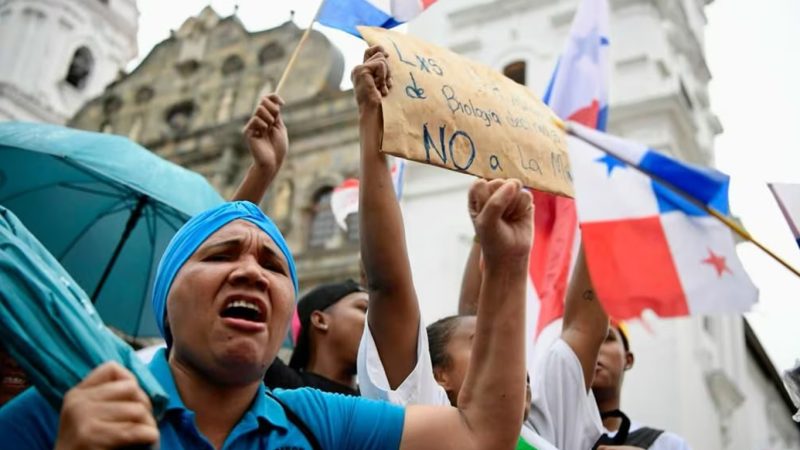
[351, 45, 392, 112]
[55, 362, 158, 450]
[243, 94, 288, 180]
[468, 179, 533, 266]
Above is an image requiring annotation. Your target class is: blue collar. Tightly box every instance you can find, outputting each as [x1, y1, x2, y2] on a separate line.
[147, 349, 290, 433]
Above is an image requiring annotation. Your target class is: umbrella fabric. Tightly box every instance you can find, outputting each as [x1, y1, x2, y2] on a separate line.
[0, 206, 168, 416]
[0, 122, 224, 337]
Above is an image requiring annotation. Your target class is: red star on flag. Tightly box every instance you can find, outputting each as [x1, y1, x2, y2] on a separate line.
[702, 249, 732, 277]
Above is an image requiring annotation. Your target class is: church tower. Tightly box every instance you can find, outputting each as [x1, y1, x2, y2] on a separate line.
[0, 0, 138, 123]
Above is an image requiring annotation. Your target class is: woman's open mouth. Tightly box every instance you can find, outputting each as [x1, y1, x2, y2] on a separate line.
[219, 295, 268, 332]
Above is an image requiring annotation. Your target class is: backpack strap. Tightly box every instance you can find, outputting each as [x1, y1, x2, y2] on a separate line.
[625, 427, 665, 449]
[266, 391, 323, 450]
[592, 409, 632, 449]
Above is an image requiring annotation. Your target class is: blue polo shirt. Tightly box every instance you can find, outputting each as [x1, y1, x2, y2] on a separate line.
[0, 349, 405, 449]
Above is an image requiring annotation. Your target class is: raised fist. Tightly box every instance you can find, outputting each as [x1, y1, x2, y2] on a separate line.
[468, 179, 533, 266]
[243, 93, 288, 180]
[351, 45, 392, 111]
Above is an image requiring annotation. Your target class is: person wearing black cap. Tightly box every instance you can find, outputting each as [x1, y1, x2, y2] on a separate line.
[263, 280, 367, 395]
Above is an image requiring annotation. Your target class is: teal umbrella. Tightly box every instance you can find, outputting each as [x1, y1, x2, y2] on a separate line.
[0, 122, 224, 338]
[0, 205, 168, 415]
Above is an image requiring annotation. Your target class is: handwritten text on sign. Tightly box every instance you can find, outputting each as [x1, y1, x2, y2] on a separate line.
[359, 26, 573, 198]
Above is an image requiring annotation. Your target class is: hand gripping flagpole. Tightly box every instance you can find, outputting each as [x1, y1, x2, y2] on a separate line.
[275, 0, 327, 95]
[560, 120, 800, 279]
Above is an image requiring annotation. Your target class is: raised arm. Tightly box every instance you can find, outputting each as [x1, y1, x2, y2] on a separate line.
[401, 179, 532, 450]
[231, 94, 287, 203]
[457, 238, 482, 315]
[561, 246, 609, 390]
[352, 46, 420, 388]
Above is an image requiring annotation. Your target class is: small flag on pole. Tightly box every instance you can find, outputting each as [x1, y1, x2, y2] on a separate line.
[568, 123, 758, 319]
[330, 159, 407, 231]
[768, 183, 800, 249]
[318, 0, 438, 36]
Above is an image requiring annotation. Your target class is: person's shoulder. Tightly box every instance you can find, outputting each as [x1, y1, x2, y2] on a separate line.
[549, 337, 579, 362]
[270, 386, 361, 415]
[271, 386, 379, 408]
[0, 387, 58, 419]
[537, 338, 584, 384]
[630, 421, 692, 450]
[271, 387, 403, 424]
[270, 387, 405, 450]
[264, 358, 304, 390]
[653, 430, 692, 450]
[0, 388, 59, 449]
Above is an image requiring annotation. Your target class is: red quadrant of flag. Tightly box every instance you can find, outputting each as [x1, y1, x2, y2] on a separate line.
[530, 190, 575, 334]
[581, 217, 690, 319]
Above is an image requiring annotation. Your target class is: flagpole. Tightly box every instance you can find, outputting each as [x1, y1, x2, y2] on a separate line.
[564, 122, 800, 279]
[275, 0, 327, 95]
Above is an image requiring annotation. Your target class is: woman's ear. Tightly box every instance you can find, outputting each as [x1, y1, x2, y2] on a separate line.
[310, 310, 329, 332]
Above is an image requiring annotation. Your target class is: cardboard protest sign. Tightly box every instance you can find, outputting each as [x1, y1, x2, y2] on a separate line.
[359, 26, 573, 198]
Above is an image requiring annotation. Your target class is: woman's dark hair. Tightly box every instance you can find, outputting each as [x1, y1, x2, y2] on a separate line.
[426, 315, 469, 370]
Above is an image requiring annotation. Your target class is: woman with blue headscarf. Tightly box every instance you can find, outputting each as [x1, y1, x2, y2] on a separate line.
[0, 53, 534, 450]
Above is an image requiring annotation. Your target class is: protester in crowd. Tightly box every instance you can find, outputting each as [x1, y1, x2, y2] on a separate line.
[0, 49, 532, 448]
[263, 279, 367, 395]
[230, 93, 372, 396]
[354, 45, 610, 450]
[0, 194, 531, 449]
[592, 323, 692, 449]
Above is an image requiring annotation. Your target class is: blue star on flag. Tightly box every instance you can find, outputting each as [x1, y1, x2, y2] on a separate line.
[570, 27, 610, 64]
[595, 154, 626, 176]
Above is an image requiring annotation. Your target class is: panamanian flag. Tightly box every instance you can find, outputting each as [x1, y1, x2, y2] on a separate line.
[569, 123, 758, 318]
[317, 0, 437, 36]
[526, 0, 610, 372]
[768, 183, 800, 249]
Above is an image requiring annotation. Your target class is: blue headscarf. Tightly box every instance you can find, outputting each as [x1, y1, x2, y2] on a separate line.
[151, 201, 298, 339]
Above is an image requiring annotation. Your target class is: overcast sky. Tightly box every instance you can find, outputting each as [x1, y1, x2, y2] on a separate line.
[133, 0, 800, 371]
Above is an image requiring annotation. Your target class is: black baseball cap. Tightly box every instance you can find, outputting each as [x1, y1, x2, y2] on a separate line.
[288, 280, 365, 370]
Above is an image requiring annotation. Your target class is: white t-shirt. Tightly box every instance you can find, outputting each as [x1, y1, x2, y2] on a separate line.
[526, 338, 604, 450]
[356, 317, 450, 406]
[604, 421, 692, 450]
[356, 320, 601, 450]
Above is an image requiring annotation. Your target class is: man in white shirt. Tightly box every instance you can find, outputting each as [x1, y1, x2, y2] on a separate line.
[592, 323, 692, 449]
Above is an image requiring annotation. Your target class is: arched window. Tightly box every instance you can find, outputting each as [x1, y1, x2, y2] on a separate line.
[165, 101, 196, 133]
[258, 43, 285, 65]
[221, 55, 244, 75]
[308, 188, 336, 249]
[103, 95, 122, 115]
[135, 86, 154, 104]
[65, 46, 94, 89]
[503, 60, 526, 86]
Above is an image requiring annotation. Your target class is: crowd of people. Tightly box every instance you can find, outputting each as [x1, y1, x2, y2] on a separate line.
[0, 46, 692, 449]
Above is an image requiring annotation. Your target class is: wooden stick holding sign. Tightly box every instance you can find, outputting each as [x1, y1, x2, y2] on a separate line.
[359, 26, 574, 198]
